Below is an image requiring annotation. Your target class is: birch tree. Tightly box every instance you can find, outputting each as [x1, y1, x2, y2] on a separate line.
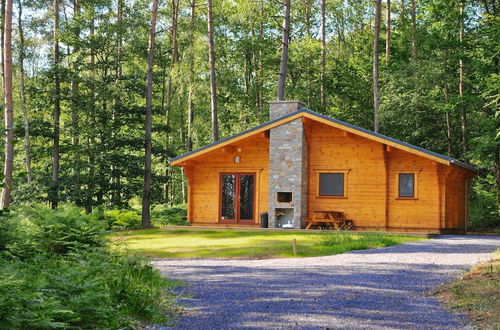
[0, 0, 12, 209]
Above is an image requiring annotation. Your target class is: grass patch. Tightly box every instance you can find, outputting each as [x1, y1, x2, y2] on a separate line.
[111, 228, 423, 259]
[435, 251, 500, 329]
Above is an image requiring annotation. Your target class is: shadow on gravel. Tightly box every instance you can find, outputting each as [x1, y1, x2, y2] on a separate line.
[168, 262, 470, 329]
[158, 236, 500, 329]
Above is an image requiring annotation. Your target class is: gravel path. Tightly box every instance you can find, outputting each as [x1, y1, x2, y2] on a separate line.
[153, 235, 499, 329]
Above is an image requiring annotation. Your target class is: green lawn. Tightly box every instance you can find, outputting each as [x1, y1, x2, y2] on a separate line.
[111, 228, 423, 258]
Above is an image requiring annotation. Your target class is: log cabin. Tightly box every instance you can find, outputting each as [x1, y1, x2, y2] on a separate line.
[170, 100, 477, 234]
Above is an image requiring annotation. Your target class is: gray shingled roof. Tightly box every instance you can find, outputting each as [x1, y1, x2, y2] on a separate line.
[170, 108, 478, 173]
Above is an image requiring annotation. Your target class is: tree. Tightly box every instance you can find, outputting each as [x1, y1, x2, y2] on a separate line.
[50, 0, 60, 209]
[142, 0, 160, 229]
[277, 0, 291, 100]
[207, 0, 218, 141]
[17, 0, 32, 184]
[187, 0, 196, 152]
[386, 0, 390, 62]
[458, 0, 468, 160]
[373, 0, 381, 133]
[0, 0, 12, 209]
[410, 0, 416, 60]
[320, 0, 326, 107]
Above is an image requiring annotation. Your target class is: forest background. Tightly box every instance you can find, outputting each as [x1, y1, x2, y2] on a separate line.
[0, 0, 498, 229]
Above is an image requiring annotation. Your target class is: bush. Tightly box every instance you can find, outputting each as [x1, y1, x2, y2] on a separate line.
[9, 204, 107, 257]
[104, 209, 142, 230]
[0, 204, 178, 328]
[322, 231, 404, 254]
[151, 204, 188, 226]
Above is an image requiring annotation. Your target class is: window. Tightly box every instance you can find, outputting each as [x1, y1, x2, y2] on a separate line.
[319, 173, 345, 197]
[398, 173, 415, 198]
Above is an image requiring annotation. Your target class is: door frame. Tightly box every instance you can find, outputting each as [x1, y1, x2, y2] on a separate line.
[219, 172, 256, 224]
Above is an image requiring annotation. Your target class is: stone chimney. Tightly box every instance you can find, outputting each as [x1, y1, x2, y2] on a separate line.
[268, 100, 308, 229]
[269, 100, 305, 120]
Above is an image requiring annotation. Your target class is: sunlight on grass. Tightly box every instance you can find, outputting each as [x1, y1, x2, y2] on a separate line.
[110, 228, 423, 259]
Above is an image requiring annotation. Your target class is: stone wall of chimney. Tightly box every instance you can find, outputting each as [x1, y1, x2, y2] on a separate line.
[268, 101, 308, 228]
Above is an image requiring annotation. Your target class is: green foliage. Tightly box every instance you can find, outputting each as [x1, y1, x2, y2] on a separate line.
[104, 209, 142, 230]
[5, 0, 499, 229]
[151, 204, 188, 227]
[0, 205, 178, 328]
[322, 231, 410, 254]
[10, 204, 107, 257]
[469, 176, 500, 231]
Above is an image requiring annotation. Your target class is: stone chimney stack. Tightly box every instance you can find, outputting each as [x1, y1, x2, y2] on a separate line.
[269, 100, 305, 120]
[268, 100, 308, 229]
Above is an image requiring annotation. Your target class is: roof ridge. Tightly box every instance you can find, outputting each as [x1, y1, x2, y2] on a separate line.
[170, 107, 478, 173]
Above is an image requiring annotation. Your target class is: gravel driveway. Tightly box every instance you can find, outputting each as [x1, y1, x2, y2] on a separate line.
[153, 235, 499, 329]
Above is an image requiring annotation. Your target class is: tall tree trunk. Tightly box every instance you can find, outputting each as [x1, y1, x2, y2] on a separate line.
[142, 0, 159, 229]
[1, 0, 5, 92]
[443, 82, 452, 157]
[85, 11, 95, 213]
[257, 0, 264, 118]
[163, 0, 179, 203]
[71, 0, 80, 204]
[276, 0, 291, 100]
[373, 0, 381, 133]
[386, 0, 391, 63]
[304, 0, 312, 37]
[207, 0, 218, 141]
[0, 0, 13, 209]
[410, 0, 416, 60]
[320, 0, 326, 107]
[459, 0, 468, 160]
[165, 0, 179, 142]
[187, 0, 195, 152]
[17, 0, 31, 184]
[51, 0, 60, 209]
[111, 0, 122, 206]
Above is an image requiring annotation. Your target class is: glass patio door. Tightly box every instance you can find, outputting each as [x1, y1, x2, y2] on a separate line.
[220, 173, 255, 223]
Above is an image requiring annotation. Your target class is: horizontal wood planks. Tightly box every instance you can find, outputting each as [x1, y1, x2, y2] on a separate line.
[177, 116, 475, 231]
[185, 134, 269, 224]
[306, 120, 450, 230]
[307, 121, 387, 228]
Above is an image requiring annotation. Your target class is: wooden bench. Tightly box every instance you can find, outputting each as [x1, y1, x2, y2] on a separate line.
[304, 211, 353, 230]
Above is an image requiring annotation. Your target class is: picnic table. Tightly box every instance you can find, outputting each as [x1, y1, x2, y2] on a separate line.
[304, 211, 353, 230]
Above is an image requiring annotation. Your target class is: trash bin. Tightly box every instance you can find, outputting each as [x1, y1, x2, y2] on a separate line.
[260, 212, 268, 228]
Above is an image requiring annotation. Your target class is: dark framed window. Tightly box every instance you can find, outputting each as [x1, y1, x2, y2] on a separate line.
[398, 173, 415, 197]
[319, 173, 345, 196]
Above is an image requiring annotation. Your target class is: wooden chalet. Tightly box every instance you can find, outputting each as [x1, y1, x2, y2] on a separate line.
[170, 101, 477, 233]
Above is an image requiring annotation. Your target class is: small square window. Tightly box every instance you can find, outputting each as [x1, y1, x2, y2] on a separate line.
[319, 173, 344, 196]
[399, 173, 415, 197]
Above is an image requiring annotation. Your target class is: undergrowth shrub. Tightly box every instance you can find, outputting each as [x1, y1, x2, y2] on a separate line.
[0, 204, 178, 329]
[10, 204, 107, 257]
[104, 209, 142, 230]
[322, 231, 405, 253]
[151, 204, 188, 226]
[469, 187, 499, 231]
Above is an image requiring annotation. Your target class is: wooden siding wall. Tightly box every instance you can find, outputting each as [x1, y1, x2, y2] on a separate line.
[179, 118, 474, 231]
[183, 134, 269, 224]
[306, 121, 443, 231]
[386, 149, 440, 230]
[444, 167, 468, 232]
[306, 121, 387, 228]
